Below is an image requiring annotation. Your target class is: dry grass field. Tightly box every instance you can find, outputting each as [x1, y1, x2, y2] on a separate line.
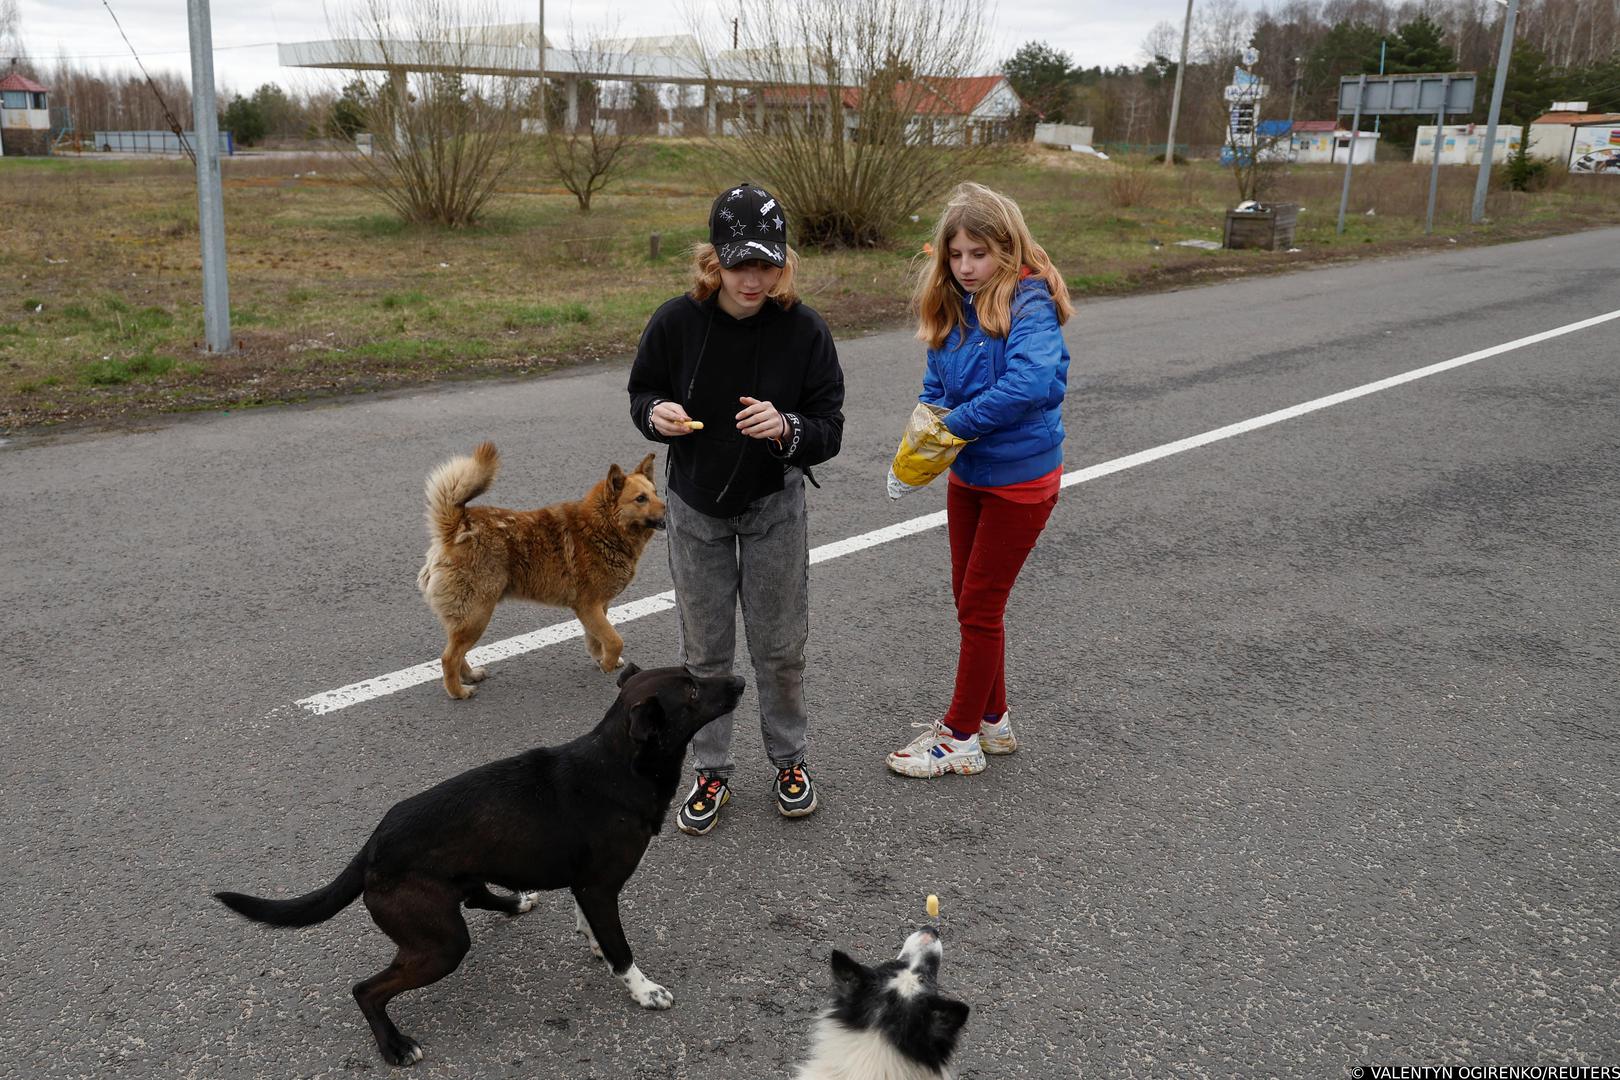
[3, 140, 1616, 434]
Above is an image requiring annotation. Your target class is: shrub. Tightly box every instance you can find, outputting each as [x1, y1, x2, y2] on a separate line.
[1503, 149, 1552, 192]
[712, 0, 1007, 248]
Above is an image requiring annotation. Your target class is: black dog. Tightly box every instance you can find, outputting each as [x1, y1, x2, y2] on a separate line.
[215, 664, 745, 1066]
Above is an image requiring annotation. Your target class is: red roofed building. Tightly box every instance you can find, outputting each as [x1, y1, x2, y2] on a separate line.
[759, 74, 1023, 145]
[0, 70, 53, 156]
[1527, 106, 1620, 164]
[1279, 119, 1380, 164]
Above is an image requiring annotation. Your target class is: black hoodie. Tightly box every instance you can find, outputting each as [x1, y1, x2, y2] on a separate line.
[627, 293, 845, 518]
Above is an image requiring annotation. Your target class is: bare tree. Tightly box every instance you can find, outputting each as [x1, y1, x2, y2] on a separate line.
[330, 0, 530, 228]
[1195, 0, 1254, 66]
[702, 0, 1010, 248]
[1, 0, 28, 70]
[540, 29, 649, 212]
[1141, 20, 1183, 65]
[1120, 83, 1149, 143]
[1218, 77, 1289, 204]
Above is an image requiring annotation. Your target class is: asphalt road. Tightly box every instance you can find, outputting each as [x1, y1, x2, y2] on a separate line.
[3, 228, 1617, 1079]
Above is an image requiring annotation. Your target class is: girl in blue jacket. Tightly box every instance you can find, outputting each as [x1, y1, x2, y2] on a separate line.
[887, 182, 1074, 779]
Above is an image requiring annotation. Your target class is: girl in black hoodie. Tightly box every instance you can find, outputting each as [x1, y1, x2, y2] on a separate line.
[628, 183, 844, 835]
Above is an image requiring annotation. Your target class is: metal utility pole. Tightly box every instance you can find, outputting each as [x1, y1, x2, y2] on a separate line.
[537, 0, 546, 132]
[1163, 0, 1194, 167]
[1425, 74, 1451, 233]
[1472, 0, 1520, 223]
[1374, 39, 1386, 135]
[1286, 56, 1301, 160]
[1287, 56, 1301, 126]
[1336, 73, 1366, 235]
[185, 0, 231, 353]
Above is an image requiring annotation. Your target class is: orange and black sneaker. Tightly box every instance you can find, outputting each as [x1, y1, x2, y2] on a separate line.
[677, 773, 730, 836]
[774, 762, 817, 818]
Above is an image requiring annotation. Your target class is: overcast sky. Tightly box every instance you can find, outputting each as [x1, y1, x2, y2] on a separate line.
[13, 0, 1201, 97]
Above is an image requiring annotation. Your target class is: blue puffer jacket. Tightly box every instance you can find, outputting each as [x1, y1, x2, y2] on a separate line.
[921, 277, 1070, 487]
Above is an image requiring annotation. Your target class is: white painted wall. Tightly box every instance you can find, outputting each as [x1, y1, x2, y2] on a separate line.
[1035, 122, 1096, 147]
[1290, 130, 1378, 165]
[1412, 124, 1521, 165]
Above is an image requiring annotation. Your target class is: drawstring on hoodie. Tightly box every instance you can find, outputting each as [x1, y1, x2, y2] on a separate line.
[715, 318, 764, 505]
[681, 296, 765, 509]
[686, 305, 716, 402]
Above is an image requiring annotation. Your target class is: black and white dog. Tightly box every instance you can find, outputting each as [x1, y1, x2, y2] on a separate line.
[793, 927, 971, 1080]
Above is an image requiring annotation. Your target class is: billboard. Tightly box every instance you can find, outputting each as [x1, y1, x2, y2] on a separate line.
[1339, 74, 1476, 116]
[1569, 124, 1620, 174]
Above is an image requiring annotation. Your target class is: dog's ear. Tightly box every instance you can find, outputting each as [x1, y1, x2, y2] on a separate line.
[829, 950, 871, 999]
[636, 452, 656, 479]
[928, 996, 971, 1044]
[627, 695, 663, 742]
[616, 662, 641, 688]
[607, 463, 626, 494]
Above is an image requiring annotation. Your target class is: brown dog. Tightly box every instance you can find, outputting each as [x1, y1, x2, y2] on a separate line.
[416, 442, 666, 699]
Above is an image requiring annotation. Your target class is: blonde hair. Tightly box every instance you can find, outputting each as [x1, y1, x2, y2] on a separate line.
[913, 182, 1073, 349]
[688, 243, 800, 309]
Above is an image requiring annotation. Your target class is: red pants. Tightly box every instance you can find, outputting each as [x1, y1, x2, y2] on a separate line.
[944, 481, 1058, 735]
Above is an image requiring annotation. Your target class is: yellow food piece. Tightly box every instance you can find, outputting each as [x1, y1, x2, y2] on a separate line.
[683, 420, 704, 430]
[926, 894, 939, 918]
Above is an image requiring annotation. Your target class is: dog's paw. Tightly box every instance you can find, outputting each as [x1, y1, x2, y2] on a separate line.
[622, 965, 674, 1010]
[511, 891, 540, 916]
[636, 982, 674, 1010]
[464, 665, 489, 683]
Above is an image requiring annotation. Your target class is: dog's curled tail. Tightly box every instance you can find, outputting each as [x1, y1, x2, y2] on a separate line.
[424, 441, 500, 545]
[214, 850, 366, 928]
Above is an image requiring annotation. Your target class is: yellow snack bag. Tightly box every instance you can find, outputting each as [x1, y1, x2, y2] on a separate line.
[887, 403, 970, 500]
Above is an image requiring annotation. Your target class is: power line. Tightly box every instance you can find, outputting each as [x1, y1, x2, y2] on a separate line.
[99, 0, 195, 165]
[42, 41, 278, 63]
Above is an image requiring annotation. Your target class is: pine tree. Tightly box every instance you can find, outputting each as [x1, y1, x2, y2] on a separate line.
[221, 94, 267, 146]
[1488, 44, 1556, 128]
[1003, 41, 1077, 123]
[1304, 22, 1382, 116]
[1385, 15, 1455, 75]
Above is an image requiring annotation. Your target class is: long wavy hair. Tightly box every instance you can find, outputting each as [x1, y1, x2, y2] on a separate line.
[688, 242, 800, 309]
[913, 182, 1073, 349]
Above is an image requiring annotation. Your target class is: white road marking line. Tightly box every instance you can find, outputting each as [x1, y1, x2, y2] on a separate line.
[295, 305, 1620, 716]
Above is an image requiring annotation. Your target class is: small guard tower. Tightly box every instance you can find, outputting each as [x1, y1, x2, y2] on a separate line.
[0, 70, 53, 157]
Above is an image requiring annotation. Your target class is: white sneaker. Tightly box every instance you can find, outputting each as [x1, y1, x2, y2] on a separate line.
[980, 710, 1018, 755]
[886, 723, 987, 778]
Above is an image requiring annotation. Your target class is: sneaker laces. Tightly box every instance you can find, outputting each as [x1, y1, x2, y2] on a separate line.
[777, 764, 807, 795]
[897, 723, 950, 756]
[690, 775, 724, 808]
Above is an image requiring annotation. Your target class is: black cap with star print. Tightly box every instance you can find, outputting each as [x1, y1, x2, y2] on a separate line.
[708, 182, 788, 268]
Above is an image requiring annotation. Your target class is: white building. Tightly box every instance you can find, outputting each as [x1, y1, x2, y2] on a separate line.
[1034, 122, 1096, 149]
[0, 71, 52, 156]
[1286, 120, 1380, 164]
[762, 75, 1024, 146]
[1526, 105, 1620, 164]
[1412, 123, 1521, 165]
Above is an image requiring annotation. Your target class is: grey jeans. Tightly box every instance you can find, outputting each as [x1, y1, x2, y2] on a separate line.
[666, 470, 809, 778]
